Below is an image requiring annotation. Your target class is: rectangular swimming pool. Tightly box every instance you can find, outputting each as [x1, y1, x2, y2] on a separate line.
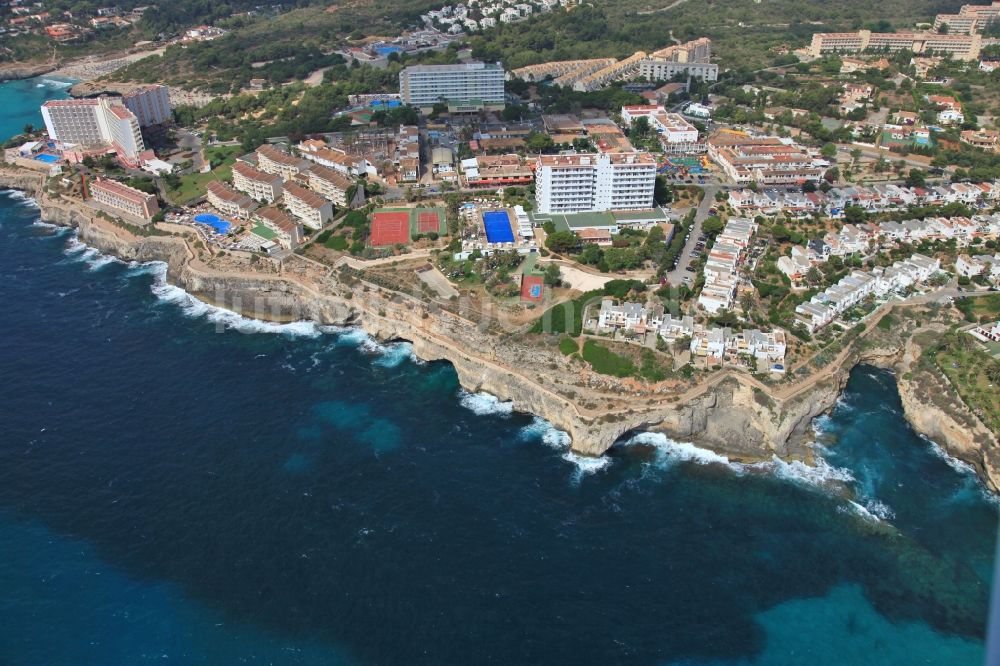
[34, 154, 60, 164]
[483, 211, 514, 243]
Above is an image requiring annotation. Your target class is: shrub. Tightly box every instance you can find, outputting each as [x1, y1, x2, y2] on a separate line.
[558, 337, 579, 355]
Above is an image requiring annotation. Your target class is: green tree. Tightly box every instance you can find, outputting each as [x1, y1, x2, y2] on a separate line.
[545, 230, 580, 254]
[906, 168, 927, 188]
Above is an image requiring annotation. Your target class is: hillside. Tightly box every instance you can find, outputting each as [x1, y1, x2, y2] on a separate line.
[470, 0, 967, 70]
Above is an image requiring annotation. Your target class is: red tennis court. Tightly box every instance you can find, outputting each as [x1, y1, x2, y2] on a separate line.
[370, 211, 410, 246]
[416, 211, 441, 234]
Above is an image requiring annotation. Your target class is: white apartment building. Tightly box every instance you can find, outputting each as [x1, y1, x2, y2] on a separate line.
[41, 98, 145, 162]
[794, 255, 942, 332]
[956, 253, 1000, 281]
[281, 182, 333, 230]
[232, 161, 283, 203]
[256, 144, 310, 180]
[306, 165, 353, 208]
[206, 180, 257, 220]
[698, 217, 757, 313]
[534, 152, 656, 213]
[399, 62, 505, 111]
[621, 105, 699, 146]
[690, 327, 786, 365]
[121, 84, 171, 127]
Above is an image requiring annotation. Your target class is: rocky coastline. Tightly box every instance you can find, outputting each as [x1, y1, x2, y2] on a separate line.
[0, 62, 58, 82]
[3, 169, 996, 491]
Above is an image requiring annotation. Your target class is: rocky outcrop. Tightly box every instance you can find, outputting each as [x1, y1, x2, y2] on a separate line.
[894, 334, 1000, 493]
[0, 62, 57, 82]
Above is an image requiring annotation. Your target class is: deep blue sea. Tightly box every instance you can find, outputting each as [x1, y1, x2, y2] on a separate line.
[1, 80, 998, 664]
[0, 75, 75, 140]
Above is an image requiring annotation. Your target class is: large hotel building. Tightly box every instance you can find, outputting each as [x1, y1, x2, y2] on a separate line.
[121, 84, 172, 127]
[88, 178, 159, 221]
[399, 62, 505, 112]
[934, 3, 1000, 34]
[707, 132, 823, 185]
[41, 98, 145, 164]
[808, 30, 982, 61]
[534, 152, 657, 214]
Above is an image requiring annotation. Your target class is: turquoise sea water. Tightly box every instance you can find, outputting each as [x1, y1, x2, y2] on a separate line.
[0, 91, 998, 662]
[0, 75, 74, 140]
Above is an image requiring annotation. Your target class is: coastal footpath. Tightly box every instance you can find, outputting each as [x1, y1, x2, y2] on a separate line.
[2, 168, 996, 492]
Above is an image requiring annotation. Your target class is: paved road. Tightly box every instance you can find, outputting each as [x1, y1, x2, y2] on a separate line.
[666, 184, 719, 285]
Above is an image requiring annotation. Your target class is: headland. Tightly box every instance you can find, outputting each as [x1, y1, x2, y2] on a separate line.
[2, 165, 997, 493]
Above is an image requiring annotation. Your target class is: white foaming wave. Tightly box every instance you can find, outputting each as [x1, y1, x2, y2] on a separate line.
[627, 432, 739, 471]
[844, 500, 883, 523]
[8, 190, 40, 208]
[373, 341, 418, 368]
[623, 432, 858, 491]
[41, 78, 74, 89]
[146, 263, 325, 337]
[63, 237, 103, 264]
[751, 454, 855, 488]
[328, 326, 421, 366]
[123, 261, 162, 277]
[86, 254, 124, 271]
[924, 437, 1000, 504]
[519, 416, 571, 449]
[562, 450, 612, 481]
[925, 438, 977, 476]
[458, 390, 514, 417]
[331, 326, 373, 347]
[863, 498, 895, 521]
[811, 413, 834, 435]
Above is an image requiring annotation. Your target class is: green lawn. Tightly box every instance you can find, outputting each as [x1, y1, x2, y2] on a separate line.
[582, 340, 636, 378]
[165, 145, 241, 205]
[325, 234, 349, 251]
[558, 337, 578, 355]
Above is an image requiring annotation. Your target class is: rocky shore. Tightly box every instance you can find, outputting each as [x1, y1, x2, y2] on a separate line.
[0, 61, 58, 82]
[3, 168, 996, 491]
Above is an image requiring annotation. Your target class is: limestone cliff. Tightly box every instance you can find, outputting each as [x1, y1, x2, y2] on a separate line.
[894, 334, 1000, 493]
[1, 171, 972, 476]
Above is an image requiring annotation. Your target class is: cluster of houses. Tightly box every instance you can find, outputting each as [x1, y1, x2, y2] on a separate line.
[298, 126, 418, 186]
[698, 217, 757, 314]
[778, 214, 1000, 282]
[421, 0, 570, 34]
[794, 254, 942, 333]
[3, 3, 147, 42]
[728, 180, 1000, 217]
[597, 298, 787, 368]
[837, 83, 875, 115]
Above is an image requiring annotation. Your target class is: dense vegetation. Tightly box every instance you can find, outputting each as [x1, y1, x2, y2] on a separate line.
[468, 0, 955, 71]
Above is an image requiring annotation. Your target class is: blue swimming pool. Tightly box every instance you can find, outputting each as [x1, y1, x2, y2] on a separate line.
[194, 213, 231, 234]
[483, 211, 514, 244]
[33, 154, 60, 164]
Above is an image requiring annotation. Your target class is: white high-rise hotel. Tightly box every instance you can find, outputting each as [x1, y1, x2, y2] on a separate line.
[41, 98, 145, 163]
[122, 84, 172, 127]
[399, 62, 505, 112]
[534, 153, 657, 213]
